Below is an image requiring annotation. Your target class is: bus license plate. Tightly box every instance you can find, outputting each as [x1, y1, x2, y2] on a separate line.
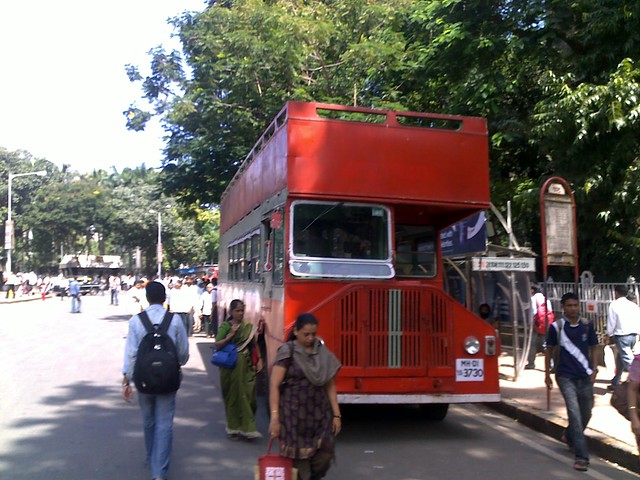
[456, 358, 484, 382]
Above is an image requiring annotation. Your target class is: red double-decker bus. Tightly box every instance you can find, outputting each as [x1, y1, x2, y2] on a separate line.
[218, 101, 499, 419]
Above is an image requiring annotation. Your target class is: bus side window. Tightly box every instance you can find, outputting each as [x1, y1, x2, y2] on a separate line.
[263, 224, 273, 272]
[273, 225, 284, 285]
[395, 225, 436, 278]
[263, 219, 284, 285]
[251, 233, 261, 281]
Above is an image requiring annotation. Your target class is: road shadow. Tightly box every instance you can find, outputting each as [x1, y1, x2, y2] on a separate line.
[99, 315, 131, 322]
[0, 359, 272, 480]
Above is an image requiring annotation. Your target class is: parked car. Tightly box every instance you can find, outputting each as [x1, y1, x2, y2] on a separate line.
[53, 278, 106, 296]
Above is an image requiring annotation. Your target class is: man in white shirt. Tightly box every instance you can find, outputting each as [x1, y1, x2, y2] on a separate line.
[109, 274, 121, 305]
[184, 277, 201, 333]
[128, 280, 149, 315]
[607, 285, 640, 389]
[199, 282, 217, 338]
[168, 279, 199, 336]
[527, 286, 554, 369]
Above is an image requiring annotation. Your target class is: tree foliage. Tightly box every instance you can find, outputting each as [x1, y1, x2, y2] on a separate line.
[1, 149, 218, 274]
[126, 0, 412, 203]
[125, 0, 640, 281]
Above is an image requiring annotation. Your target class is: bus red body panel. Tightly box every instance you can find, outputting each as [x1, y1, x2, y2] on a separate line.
[218, 101, 499, 406]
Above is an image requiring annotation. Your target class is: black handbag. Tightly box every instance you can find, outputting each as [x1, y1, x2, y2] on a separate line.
[610, 381, 639, 420]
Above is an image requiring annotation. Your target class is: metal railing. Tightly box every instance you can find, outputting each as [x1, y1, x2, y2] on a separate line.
[545, 279, 639, 342]
[501, 277, 639, 377]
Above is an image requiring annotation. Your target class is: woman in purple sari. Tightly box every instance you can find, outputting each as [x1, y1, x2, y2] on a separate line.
[269, 313, 342, 480]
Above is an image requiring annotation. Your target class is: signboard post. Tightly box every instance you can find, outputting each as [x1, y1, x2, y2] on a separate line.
[540, 176, 579, 410]
[471, 257, 535, 272]
[472, 256, 535, 380]
[4, 220, 13, 250]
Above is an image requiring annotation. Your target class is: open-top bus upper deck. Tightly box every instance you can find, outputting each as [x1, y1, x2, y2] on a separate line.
[221, 101, 489, 234]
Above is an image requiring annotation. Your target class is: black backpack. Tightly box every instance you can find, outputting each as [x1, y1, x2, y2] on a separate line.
[133, 310, 182, 394]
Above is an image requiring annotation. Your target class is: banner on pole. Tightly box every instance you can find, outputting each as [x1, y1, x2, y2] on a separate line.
[4, 220, 14, 250]
[541, 180, 577, 267]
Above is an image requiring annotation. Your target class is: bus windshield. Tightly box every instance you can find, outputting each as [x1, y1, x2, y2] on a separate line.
[290, 201, 393, 278]
[395, 225, 437, 278]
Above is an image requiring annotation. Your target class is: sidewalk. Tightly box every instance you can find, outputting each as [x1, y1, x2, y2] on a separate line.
[0, 293, 48, 304]
[491, 351, 639, 473]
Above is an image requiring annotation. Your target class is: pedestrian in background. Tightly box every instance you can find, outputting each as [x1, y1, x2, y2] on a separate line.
[210, 280, 218, 338]
[168, 280, 197, 337]
[199, 282, 216, 338]
[184, 277, 200, 333]
[545, 292, 600, 472]
[69, 277, 81, 313]
[40, 275, 52, 301]
[606, 285, 640, 391]
[214, 299, 263, 440]
[5, 272, 18, 299]
[625, 353, 640, 462]
[478, 303, 497, 329]
[527, 286, 554, 370]
[122, 281, 189, 480]
[109, 274, 121, 306]
[269, 313, 342, 480]
[128, 279, 149, 315]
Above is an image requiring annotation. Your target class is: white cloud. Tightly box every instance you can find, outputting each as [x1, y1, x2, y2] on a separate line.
[0, 0, 206, 172]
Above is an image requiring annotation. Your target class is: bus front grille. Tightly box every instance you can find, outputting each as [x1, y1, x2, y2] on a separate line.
[336, 286, 453, 369]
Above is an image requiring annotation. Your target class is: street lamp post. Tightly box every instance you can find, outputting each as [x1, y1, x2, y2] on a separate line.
[6, 170, 47, 274]
[157, 211, 162, 278]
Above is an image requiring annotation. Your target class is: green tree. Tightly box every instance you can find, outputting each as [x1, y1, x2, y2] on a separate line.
[0, 149, 56, 271]
[533, 59, 640, 278]
[125, 0, 412, 204]
[125, 0, 640, 280]
[101, 168, 212, 275]
[384, 0, 640, 279]
[27, 175, 112, 268]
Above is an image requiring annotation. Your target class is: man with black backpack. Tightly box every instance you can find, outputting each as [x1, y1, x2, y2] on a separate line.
[122, 281, 189, 480]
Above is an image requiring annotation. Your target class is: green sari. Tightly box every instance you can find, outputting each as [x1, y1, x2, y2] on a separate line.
[218, 320, 260, 437]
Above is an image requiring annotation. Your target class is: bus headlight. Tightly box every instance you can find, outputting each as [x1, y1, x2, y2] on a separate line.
[464, 336, 480, 355]
[485, 335, 497, 356]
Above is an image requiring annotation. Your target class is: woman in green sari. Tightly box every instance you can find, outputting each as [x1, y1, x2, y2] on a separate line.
[214, 299, 264, 440]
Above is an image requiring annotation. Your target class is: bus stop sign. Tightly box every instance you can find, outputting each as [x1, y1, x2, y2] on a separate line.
[472, 257, 535, 272]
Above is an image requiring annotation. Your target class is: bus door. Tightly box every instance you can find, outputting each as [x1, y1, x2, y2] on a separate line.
[261, 221, 274, 315]
[261, 208, 285, 316]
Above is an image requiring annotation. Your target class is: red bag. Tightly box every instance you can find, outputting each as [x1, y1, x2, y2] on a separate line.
[252, 345, 260, 367]
[533, 295, 555, 335]
[258, 438, 293, 480]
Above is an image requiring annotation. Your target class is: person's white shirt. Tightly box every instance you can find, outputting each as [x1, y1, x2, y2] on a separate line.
[200, 289, 214, 316]
[170, 285, 199, 313]
[128, 285, 149, 315]
[607, 296, 640, 336]
[531, 292, 552, 320]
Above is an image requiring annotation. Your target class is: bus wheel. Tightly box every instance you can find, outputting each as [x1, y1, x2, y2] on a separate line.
[419, 403, 449, 421]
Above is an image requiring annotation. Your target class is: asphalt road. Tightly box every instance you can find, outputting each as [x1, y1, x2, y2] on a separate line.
[1, 294, 638, 480]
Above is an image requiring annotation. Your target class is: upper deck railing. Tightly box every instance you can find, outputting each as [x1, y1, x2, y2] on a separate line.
[221, 101, 487, 202]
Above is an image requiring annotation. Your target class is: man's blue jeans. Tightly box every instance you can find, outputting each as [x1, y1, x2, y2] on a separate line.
[138, 392, 176, 479]
[612, 334, 637, 386]
[556, 375, 594, 462]
[71, 294, 81, 313]
[111, 289, 119, 305]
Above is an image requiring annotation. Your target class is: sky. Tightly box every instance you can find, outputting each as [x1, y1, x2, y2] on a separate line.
[0, 0, 207, 173]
